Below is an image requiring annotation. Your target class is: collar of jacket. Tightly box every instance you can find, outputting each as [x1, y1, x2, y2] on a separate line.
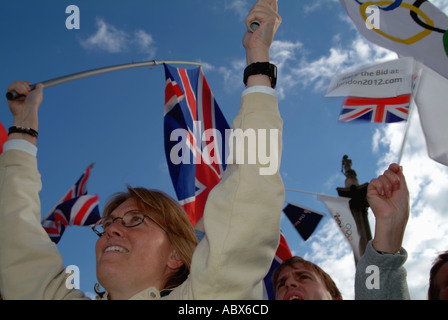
[95, 287, 172, 300]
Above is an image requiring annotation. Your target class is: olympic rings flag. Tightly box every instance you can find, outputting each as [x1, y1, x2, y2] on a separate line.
[340, 0, 448, 79]
[318, 194, 363, 263]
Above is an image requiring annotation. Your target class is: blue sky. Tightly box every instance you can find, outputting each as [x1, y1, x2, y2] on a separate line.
[1, 0, 448, 300]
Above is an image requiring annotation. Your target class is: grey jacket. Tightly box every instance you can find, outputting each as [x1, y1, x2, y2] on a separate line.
[355, 240, 410, 300]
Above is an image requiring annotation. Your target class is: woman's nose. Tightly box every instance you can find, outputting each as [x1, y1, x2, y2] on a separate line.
[105, 219, 126, 238]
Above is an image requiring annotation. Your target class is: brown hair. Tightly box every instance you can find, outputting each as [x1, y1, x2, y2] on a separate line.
[272, 256, 343, 299]
[428, 250, 448, 300]
[103, 186, 198, 290]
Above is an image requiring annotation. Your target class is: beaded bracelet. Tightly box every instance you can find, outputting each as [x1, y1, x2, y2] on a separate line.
[8, 126, 39, 138]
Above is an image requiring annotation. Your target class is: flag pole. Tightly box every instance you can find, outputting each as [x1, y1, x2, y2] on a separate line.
[285, 188, 321, 197]
[397, 99, 414, 165]
[6, 60, 203, 101]
[286, 188, 352, 201]
[397, 68, 423, 165]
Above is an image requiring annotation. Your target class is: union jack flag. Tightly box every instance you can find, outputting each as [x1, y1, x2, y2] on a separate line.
[41, 163, 101, 244]
[164, 64, 229, 225]
[163, 64, 292, 299]
[0, 121, 7, 154]
[339, 94, 411, 123]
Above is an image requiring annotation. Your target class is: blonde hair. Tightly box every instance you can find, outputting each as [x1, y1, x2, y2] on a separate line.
[103, 186, 198, 290]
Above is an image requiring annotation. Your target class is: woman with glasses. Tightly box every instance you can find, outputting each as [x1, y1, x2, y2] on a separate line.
[91, 187, 199, 299]
[0, 0, 284, 300]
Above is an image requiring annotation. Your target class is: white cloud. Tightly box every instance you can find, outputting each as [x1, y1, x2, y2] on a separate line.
[81, 18, 129, 53]
[218, 58, 246, 92]
[225, 0, 251, 21]
[80, 18, 157, 58]
[270, 40, 303, 99]
[200, 61, 216, 73]
[303, 0, 340, 14]
[287, 35, 396, 94]
[133, 29, 157, 58]
[236, 34, 397, 100]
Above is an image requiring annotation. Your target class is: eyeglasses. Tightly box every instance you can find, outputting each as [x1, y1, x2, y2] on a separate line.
[92, 210, 167, 237]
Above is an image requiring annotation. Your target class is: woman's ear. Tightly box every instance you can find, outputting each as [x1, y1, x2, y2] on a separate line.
[167, 248, 184, 270]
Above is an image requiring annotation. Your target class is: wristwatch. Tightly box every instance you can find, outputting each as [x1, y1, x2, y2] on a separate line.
[243, 62, 277, 89]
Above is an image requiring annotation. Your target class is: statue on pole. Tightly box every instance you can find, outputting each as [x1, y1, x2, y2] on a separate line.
[341, 155, 359, 188]
[337, 155, 372, 265]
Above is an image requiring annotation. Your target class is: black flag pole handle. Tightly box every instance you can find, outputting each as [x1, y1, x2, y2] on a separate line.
[6, 60, 202, 101]
[250, 20, 260, 32]
[7, 84, 38, 101]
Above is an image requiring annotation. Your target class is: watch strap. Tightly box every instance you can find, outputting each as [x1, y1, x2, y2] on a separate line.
[243, 62, 277, 89]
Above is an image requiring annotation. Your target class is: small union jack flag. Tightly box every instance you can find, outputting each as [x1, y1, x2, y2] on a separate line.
[41, 163, 101, 244]
[339, 94, 411, 123]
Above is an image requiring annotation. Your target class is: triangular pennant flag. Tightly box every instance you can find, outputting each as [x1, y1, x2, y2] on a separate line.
[283, 203, 325, 241]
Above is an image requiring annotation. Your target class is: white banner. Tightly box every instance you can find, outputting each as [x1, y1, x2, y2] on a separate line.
[415, 62, 448, 166]
[326, 57, 415, 98]
[318, 194, 362, 262]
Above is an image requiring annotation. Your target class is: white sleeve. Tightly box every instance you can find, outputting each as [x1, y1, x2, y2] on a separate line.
[3, 139, 38, 157]
[242, 85, 276, 98]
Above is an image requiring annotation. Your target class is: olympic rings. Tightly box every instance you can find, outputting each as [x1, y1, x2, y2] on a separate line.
[444, 31, 448, 57]
[355, 0, 402, 11]
[343, 223, 353, 241]
[360, 1, 434, 45]
[410, 0, 445, 33]
[333, 213, 354, 241]
[342, 223, 352, 236]
[409, 0, 448, 57]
